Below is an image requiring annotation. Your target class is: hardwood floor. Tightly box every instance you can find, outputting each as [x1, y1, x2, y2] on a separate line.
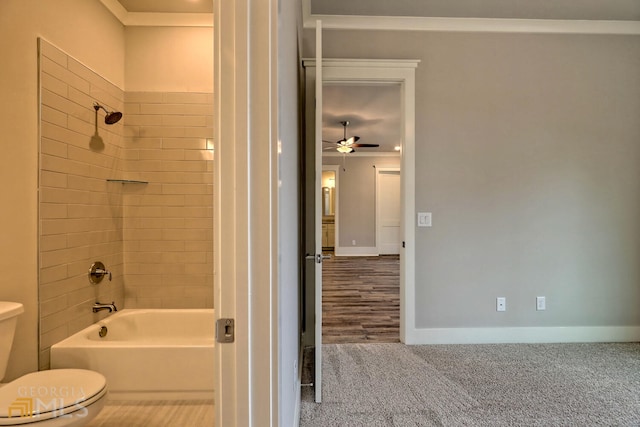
[322, 254, 400, 343]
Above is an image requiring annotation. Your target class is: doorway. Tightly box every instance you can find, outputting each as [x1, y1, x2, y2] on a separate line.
[321, 82, 403, 343]
[302, 57, 418, 403]
[303, 57, 419, 342]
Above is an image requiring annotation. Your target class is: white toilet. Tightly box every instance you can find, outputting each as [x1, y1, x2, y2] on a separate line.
[0, 302, 107, 426]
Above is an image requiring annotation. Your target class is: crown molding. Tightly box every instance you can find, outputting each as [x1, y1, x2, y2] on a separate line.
[99, 0, 213, 27]
[303, 58, 420, 69]
[302, 0, 640, 35]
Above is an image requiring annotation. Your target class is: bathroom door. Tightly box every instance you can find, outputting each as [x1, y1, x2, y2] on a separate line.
[314, 22, 324, 404]
[302, 22, 324, 404]
[309, 22, 324, 404]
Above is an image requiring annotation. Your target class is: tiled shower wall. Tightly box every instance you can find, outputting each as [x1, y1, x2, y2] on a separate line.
[38, 39, 125, 369]
[38, 41, 214, 368]
[123, 92, 214, 308]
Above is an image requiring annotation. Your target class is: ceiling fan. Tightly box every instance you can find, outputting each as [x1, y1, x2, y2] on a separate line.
[324, 121, 379, 153]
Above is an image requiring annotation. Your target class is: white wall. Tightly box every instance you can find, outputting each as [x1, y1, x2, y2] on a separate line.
[323, 155, 400, 250]
[306, 30, 640, 334]
[125, 26, 213, 93]
[0, 0, 124, 381]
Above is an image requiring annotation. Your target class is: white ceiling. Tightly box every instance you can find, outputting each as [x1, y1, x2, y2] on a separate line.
[311, 0, 640, 21]
[115, 0, 640, 20]
[116, 0, 212, 13]
[323, 84, 401, 154]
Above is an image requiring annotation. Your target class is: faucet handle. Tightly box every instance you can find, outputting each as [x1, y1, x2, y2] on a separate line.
[89, 261, 112, 284]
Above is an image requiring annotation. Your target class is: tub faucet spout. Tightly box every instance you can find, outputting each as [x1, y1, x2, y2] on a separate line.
[93, 302, 117, 313]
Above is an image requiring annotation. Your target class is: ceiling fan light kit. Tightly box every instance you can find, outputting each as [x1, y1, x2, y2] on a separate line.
[325, 120, 379, 153]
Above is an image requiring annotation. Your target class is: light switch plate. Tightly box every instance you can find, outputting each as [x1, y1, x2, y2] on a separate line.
[417, 212, 432, 227]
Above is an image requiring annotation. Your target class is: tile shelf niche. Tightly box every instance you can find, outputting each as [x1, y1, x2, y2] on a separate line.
[106, 179, 149, 184]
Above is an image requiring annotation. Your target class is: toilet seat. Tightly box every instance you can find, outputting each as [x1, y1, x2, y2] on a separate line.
[0, 369, 107, 425]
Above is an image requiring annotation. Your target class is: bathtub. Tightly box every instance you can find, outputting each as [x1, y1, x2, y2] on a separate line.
[50, 309, 215, 400]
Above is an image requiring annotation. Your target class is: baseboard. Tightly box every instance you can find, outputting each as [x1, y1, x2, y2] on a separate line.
[334, 246, 378, 256]
[403, 326, 640, 345]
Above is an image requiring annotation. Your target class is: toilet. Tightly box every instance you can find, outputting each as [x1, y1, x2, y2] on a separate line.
[0, 302, 107, 426]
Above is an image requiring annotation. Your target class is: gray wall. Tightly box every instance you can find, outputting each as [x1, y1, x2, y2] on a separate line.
[323, 155, 400, 248]
[307, 30, 640, 329]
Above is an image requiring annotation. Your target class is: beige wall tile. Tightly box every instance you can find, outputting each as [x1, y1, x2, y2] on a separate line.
[41, 139, 69, 159]
[40, 203, 68, 219]
[162, 138, 206, 150]
[41, 105, 68, 127]
[39, 49, 125, 365]
[125, 92, 164, 103]
[41, 72, 68, 98]
[163, 92, 210, 104]
[41, 56, 91, 95]
[40, 265, 68, 286]
[162, 115, 207, 127]
[41, 121, 88, 148]
[38, 84, 215, 361]
[40, 325, 69, 351]
[125, 114, 163, 126]
[40, 41, 68, 68]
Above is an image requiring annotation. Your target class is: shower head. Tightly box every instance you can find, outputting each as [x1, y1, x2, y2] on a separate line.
[93, 103, 122, 125]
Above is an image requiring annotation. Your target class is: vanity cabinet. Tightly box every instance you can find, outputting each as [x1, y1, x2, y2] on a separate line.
[322, 222, 335, 249]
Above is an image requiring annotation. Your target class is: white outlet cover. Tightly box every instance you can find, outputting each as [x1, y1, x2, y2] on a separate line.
[496, 297, 506, 312]
[536, 296, 546, 311]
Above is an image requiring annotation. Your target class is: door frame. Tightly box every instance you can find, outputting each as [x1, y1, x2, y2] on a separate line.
[303, 58, 419, 345]
[322, 165, 340, 252]
[214, 0, 278, 425]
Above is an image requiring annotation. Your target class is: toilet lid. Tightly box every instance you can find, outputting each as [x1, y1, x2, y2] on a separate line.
[0, 369, 107, 425]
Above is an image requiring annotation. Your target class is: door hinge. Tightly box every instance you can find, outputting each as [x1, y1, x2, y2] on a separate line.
[216, 318, 235, 343]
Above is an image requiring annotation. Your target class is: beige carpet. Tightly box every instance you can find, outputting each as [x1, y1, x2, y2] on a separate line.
[301, 342, 640, 426]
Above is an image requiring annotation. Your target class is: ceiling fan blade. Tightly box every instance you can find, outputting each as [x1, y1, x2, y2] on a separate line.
[352, 143, 379, 148]
[342, 136, 361, 145]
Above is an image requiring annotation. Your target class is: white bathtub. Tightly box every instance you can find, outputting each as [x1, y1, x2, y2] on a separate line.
[50, 309, 215, 400]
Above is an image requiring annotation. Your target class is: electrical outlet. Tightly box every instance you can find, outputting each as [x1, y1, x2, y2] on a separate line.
[536, 296, 546, 311]
[496, 297, 506, 312]
[352, 239, 356, 246]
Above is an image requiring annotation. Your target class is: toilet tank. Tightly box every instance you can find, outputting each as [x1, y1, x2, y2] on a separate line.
[0, 302, 24, 381]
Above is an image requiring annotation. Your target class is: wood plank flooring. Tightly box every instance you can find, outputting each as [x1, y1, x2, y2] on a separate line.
[322, 254, 400, 343]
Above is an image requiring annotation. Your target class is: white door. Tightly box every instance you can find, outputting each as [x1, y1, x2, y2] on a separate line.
[302, 23, 324, 404]
[377, 169, 401, 254]
[313, 21, 324, 404]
